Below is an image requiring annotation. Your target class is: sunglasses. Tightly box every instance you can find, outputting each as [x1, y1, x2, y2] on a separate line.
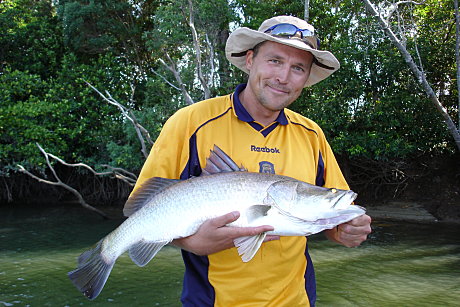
[264, 23, 320, 49]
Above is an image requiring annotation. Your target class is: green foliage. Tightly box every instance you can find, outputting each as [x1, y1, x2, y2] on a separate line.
[0, 0, 64, 77]
[0, 54, 140, 174]
[0, 0, 458, 181]
[58, 0, 130, 56]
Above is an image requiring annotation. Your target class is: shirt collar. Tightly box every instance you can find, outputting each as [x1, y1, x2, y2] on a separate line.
[233, 83, 289, 125]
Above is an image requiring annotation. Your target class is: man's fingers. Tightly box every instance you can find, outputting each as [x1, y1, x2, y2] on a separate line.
[209, 211, 241, 227]
[340, 223, 367, 235]
[347, 214, 372, 227]
[209, 212, 274, 235]
[229, 225, 274, 238]
[173, 211, 278, 255]
[264, 235, 280, 242]
[336, 214, 372, 247]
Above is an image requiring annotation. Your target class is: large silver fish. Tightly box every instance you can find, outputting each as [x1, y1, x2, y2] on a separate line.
[68, 145, 365, 300]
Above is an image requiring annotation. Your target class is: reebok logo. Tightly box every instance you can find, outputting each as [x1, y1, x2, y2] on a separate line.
[250, 145, 281, 154]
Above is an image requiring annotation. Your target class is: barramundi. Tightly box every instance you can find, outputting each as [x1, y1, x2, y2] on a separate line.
[68, 145, 365, 300]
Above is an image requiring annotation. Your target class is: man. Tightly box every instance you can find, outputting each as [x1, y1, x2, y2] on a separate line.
[132, 15, 372, 306]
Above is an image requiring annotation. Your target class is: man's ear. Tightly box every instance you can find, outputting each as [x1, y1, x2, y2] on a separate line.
[245, 50, 254, 71]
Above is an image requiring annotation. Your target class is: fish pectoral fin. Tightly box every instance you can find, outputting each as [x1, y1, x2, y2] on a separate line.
[129, 240, 169, 267]
[245, 205, 271, 224]
[233, 233, 267, 262]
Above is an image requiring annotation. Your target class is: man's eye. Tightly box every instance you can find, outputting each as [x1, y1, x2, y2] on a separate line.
[269, 59, 281, 64]
[293, 66, 305, 72]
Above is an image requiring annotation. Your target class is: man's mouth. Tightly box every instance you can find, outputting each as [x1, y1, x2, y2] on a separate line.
[266, 83, 289, 94]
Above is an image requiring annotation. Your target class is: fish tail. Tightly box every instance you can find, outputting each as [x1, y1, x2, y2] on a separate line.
[68, 240, 114, 300]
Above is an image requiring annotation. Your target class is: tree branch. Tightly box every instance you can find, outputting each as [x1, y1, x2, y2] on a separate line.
[85, 81, 154, 158]
[159, 53, 195, 105]
[101, 164, 137, 185]
[150, 68, 182, 91]
[17, 144, 109, 219]
[386, 1, 426, 22]
[205, 33, 216, 88]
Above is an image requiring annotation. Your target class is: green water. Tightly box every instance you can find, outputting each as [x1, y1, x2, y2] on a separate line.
[1, 205, 459, 306]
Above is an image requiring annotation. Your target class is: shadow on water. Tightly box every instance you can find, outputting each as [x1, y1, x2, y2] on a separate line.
[1, 206, 125, 253]
[1, 204, 459, 306]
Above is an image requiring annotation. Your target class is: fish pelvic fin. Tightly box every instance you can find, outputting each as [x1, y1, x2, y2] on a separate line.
[129, 240, 169, 267]
[68, 240, 114, 300]
[123, 177, 180, 217]
[201, 145, 247, 175]
[234, 233, 267, 262]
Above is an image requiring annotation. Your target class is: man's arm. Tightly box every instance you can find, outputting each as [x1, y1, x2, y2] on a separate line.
[324, 214, 372, 247]
[171, 211, 279, 255]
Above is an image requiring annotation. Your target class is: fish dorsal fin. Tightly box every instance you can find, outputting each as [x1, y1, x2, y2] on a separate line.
[201, 145, 247, 176]
[123, 177, 180, 217]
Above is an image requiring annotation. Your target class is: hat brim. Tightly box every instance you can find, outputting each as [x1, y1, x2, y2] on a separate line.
[225, 27, 340, 87]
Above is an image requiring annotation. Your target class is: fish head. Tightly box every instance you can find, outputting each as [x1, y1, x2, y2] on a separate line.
[266, 180, 359, 221]
[296, 183, 357, 209]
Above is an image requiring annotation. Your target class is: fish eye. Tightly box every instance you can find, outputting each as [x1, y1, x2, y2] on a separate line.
[330, 188, 337, 194]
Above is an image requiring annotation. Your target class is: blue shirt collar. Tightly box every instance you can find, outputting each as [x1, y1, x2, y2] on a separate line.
[233, 83, 289, 125]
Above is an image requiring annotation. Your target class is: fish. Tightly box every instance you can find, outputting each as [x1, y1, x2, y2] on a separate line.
[68, 145, 365, 300]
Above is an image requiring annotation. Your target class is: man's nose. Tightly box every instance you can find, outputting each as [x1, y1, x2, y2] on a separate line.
[275, 66, 290, 84]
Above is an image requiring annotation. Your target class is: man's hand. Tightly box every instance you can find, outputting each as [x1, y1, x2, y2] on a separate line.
[171, 211, 279, 256]
[325, 214, 372, 247]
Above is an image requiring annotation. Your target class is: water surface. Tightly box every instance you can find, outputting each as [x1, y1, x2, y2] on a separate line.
[1, 205, 459, 306]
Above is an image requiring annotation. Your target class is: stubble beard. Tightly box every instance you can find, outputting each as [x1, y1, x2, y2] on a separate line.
[256, 83, 294, 112]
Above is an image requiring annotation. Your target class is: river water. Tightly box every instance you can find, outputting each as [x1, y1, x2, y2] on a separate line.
[1, 205, 459, 306]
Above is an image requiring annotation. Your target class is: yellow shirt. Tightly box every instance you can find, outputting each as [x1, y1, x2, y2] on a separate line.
[132, 84, 349, 306]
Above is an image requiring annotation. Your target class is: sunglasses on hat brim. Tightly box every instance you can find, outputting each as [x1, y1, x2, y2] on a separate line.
[264, 23, 320, 50]
[230, 22, 334, 71]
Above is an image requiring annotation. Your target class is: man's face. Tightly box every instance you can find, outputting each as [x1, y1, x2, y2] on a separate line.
[244, 41, 313, 113]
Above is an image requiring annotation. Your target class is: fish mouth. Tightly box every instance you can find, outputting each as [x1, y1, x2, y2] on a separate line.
[333, 190, 358, 208]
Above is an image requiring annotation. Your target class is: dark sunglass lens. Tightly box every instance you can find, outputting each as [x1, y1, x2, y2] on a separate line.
[269, 24, 298, 36]
[299, 29, 314, 37]
[265, 23, 319, 49]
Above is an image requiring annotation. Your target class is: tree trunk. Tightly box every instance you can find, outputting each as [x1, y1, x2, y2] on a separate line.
[304, 0, 310, 22]
[362, 0, 460, 151]
[187, 0, 211, 99]
[455, 0, 460, 131]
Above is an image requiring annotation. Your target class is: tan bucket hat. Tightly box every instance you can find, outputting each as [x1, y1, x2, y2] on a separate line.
[225, 15, 340, 87]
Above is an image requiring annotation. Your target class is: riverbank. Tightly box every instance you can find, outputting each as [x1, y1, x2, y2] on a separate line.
[363, 194, 460, 224]
[366, 201, 440, 223]
[3, 153, 458, 225]
[354, 153, 460, 225]
[1, 198, 458, 226]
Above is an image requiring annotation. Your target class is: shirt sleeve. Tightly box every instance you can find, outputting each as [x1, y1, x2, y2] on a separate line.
[131, 109, 191, 194]
[318, 129, 350, 191]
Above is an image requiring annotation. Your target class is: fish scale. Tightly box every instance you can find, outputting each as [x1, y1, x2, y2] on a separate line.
[68, 145, 365, 300]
